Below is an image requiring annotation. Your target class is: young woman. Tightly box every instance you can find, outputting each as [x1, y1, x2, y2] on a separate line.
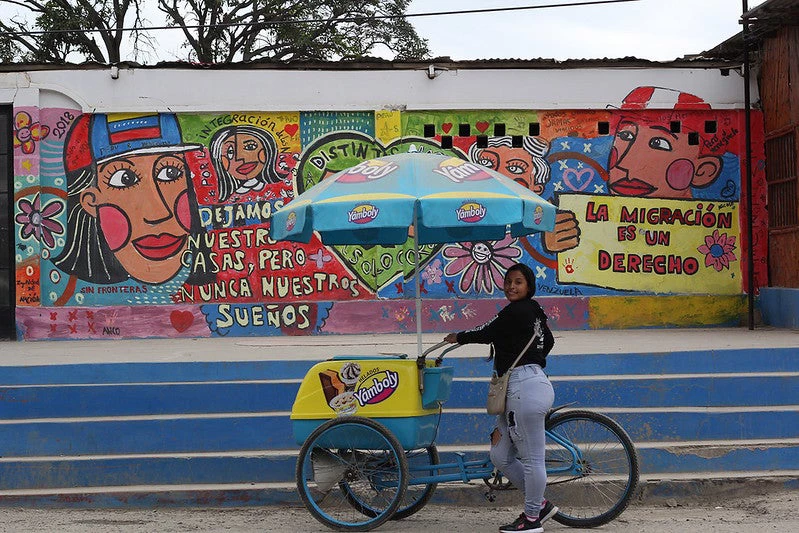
[445, 262, 557, 533]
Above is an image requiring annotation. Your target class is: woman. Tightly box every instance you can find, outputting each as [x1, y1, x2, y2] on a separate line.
[445, 262, 557, 533]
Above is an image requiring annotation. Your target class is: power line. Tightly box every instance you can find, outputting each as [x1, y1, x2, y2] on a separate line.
[1, 0, 639, 37]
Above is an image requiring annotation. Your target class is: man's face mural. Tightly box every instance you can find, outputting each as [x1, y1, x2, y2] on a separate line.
[80, 152, 192, 284]
[607, 87, 723, 199]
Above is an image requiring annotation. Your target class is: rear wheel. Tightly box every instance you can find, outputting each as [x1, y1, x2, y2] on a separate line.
[296, 417, 408, 531]
[544, 410, 639, 528]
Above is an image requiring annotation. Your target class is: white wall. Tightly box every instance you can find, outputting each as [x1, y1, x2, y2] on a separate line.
[0, 64, 752, 112]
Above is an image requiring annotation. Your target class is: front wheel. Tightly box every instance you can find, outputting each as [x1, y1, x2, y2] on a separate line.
[544, 410, 639, 528]
[296, 417, 409, 531]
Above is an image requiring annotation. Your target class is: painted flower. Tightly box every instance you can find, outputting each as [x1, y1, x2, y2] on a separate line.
[15, 194, 64, 248]
[422, 259, 443, 285]
[442, 235, 522, 294]
[13, 111, 49, 154]
[697, 230, 737, 272]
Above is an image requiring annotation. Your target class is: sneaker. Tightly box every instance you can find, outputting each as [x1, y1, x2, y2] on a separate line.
[538, 500, 559, 524]
[498, 513, 544, 533]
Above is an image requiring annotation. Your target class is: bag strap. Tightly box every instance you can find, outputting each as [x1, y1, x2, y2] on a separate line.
[497, 331, 537, 375]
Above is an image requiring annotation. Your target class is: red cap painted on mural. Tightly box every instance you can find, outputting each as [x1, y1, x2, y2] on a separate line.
[621, 86, 712, 110]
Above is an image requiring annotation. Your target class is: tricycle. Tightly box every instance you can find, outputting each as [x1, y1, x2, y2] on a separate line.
[291, 341, 639, 531]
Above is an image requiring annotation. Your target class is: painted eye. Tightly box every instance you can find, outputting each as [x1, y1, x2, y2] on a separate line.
[156, 164, 184, 182]
[225, 144, 235, 160]
[505, 159, 529, 175]
[243, 140, 259, 151]
[107, 168, 140, 188]
[649, 137, 672, 151]
[617, 130, 635, 142]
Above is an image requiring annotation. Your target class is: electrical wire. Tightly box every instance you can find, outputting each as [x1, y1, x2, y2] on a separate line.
[0, 0, 639, 37]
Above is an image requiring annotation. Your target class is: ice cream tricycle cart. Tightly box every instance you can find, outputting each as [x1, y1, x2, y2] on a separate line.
[290, 342, 639, 532]
[272, 154, 638, 531]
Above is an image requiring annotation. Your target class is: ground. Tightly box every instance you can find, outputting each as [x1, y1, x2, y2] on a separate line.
[0, 488, 797, 532]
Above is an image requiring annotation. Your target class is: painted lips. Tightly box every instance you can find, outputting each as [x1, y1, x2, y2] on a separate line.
[235, 162, 259, 176]
[609, 178, 656, 197]
[133, 233, 187, 260]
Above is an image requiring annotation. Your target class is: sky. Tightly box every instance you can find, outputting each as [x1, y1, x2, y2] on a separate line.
[0, 0, 769, 63]
[406, 0, 767, 61]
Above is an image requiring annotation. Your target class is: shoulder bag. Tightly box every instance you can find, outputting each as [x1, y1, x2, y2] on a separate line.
[486, 333, 537, 415]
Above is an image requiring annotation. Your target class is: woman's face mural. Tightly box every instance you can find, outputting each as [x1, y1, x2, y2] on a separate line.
[79, 152, 192, 284]
[469, 137, 550, 195]
[219, 131, 268, 182]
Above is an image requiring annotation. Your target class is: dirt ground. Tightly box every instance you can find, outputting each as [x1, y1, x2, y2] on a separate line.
[0, 489, 797, 533]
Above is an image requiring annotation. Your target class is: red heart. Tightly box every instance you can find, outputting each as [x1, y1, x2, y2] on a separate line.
[170, 310, 194, 332]
[476, 121, 489, 133]
[284, 123, 299, 137]
[441, 123, 452, 134]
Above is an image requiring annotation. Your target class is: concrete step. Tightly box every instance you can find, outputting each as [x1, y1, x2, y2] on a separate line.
[1, 333, 797, 506]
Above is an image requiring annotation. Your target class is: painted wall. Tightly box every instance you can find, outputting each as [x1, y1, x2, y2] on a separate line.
[3, 66, 767, 340]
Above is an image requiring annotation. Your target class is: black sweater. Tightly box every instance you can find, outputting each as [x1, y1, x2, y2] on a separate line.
[456, 299, 554, 377]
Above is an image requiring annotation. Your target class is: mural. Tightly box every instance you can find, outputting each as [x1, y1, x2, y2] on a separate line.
[11, 86, 767, 340]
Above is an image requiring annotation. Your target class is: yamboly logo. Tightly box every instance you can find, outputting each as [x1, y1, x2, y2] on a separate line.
[353, 369, 399, 406]
[456, 202, 487, 223]
[337, 160, 399, 183]
[348, 204, 379, 224]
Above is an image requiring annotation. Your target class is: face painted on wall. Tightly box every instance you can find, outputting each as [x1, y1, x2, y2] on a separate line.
[472, 145, 544, 194]
[608, 119, 721, 198]
[79, 152, 192, 284]
[219, 131, 267, 181]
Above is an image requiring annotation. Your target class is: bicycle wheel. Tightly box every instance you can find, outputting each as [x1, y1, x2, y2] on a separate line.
[341, 445, 438, 520]
[544, 410, 639, 528]
[393, 445, 439, 519]
[296, 416, 409, 532]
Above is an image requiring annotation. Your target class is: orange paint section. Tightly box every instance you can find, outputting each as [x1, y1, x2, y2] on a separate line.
[588, 295, 748, 329]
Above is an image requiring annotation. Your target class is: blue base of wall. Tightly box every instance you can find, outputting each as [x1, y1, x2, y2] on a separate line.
[759, 287, 799, 329]
[1, 345, 797, 506]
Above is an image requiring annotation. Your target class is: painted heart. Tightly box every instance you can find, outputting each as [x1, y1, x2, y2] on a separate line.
[296, 131, 467, 293]
[284, 123, 299, 137]
[561, 167, 595, 192]
[441, 123, 453, 134]
[476, 121, 489, 133]
[170, 310, 194, 332]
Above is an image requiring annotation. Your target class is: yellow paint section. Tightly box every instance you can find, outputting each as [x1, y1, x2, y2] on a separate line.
[375, 110, 402, 144]
[589, 295, 747, 328]
[559, 194, 741, 295]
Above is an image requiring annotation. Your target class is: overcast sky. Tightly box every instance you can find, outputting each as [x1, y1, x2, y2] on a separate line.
[407, 0, 767, 61]
[0, 0, 769, 63]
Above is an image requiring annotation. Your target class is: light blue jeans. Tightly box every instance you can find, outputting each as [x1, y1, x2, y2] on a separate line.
[489, 364, 554, 519]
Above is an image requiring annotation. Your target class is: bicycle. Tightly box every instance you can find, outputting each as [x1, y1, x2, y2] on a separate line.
[291, 341, 639, 531]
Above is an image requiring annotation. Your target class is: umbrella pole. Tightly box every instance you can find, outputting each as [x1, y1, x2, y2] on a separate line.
[413, 206, 423, 359]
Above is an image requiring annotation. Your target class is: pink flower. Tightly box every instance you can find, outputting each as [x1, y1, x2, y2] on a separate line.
[422, 259, 443, 285]
[697, 229, 737, 272]
[15, 194, 64, 249]
[442, 235, 522, 294]
[13, 111, 49, 154]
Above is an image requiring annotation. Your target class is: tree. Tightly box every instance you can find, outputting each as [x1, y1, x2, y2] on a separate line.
[157, 0, 430, 63]
[0, 0, 150, 64]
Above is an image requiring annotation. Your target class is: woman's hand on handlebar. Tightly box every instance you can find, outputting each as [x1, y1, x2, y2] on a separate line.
[444, 333, 458, 344]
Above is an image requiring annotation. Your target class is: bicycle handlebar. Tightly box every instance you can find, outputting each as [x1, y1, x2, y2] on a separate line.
[417, 340, 463, 368]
